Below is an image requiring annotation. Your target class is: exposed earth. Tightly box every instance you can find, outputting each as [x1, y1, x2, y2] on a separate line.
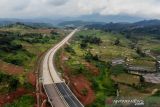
[60, 51, 95, 106]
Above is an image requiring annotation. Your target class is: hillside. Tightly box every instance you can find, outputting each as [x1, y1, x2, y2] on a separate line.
[0, 23, 66, 106]
[1, 20, 160, 107]
[86, 20, 160, 36]
[55, 21, 160, 106]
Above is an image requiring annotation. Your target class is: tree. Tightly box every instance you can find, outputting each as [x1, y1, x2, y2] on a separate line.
[114, 83, 119, 90]
[9, 77, 19, 91]
[84, 51, 100, 62]
[84, 51, 93, 62]
[136, 47, 146, 57]
[114, 38, 120, 45]
[81, 35, 102, 45]
[90, 37, 102, 45]
[50, 30, 58, 35]
[125, 33, 131, 39]
[93, 54, 99, 61]
[81, 88, 88, 96]
[130, 43, 136, 49]
[65, 45, 75, 54]
[80, 42, 88, 49]
[140, 75, 145, 83]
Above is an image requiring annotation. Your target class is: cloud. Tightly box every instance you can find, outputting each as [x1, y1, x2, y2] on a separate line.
[100, 0, 160, 18]
[0, 0, 30, 11]
[42, 0, 69, 6]
[0, 0, 160, 19]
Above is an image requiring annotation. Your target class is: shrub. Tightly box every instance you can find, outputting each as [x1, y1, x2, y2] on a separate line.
[65, 45, 75, 54]
[81, 88, 88, 96]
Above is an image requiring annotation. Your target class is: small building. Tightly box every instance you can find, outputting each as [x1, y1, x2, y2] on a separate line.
[156, 61, 160, 72]
[111, 58, 125, 66]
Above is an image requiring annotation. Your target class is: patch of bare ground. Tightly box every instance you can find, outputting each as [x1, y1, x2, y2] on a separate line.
[0, 60, 38, 106]
[27, 72, 36, 87]
[83, 62, 99, 76]
[60, 51, 96, 105]
[69, 75, 95, 106]
[0, 88, 27, 106]
[0, 60, 24, 75]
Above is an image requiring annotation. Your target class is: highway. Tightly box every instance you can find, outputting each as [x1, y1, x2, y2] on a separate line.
[42, 29, 84, 107]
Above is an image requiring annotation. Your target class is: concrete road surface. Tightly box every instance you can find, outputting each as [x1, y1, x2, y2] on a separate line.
[42, 29, 83, 107]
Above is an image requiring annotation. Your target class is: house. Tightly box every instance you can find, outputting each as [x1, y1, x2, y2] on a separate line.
[111, 58, 125, 66]
[156, 60, 160, 72]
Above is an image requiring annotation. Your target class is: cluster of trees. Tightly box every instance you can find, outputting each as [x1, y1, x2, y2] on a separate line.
[114, 38, 120, 46]
[80, 42, 88, 49]
[136, 47, 146, 57]
[0, 31, 22, 52]
[84, 51, 99, 62]
[50, 30, 59, 35]
[0, 31, 34, 66]
[0, 31, 57, 49]
[64, 45, 75, 55]
[80, 35, 102, 45]
[20, 33, 54, 44]
[0, 72, 20, 91]
[79, 35, 102, 49]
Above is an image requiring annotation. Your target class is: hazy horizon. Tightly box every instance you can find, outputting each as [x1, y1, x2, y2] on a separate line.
[0, 0, 160, 20]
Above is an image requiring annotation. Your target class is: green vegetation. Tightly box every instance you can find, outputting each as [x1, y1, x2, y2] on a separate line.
[79, 35, 102, 45]
[81, 88, 88, 96]
[0, 24, 64, 71]
[84, 51, 99, 62]
[4, 95, 35, 107]
[114, 38, 120, 46]
[152, 90, 160, 97]
[110, 64, 127, 75]
[0, 23, 66, 106]
[58, 30, 119, 107]
[1, 22, 159, 106]
[0, 72, 20, 93]
[90, 61, 116, 107]
[0, 71, 34, 94]
[64, 45, 76, 55]
[56, 29, 160, 106]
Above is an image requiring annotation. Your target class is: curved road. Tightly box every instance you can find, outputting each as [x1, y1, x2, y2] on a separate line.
[42, 29, 84, 107]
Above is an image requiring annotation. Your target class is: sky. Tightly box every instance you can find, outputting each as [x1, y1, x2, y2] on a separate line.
[0, 0, 160, 19]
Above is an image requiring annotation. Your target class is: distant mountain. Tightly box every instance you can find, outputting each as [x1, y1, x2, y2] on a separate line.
[3, 22, 34, 29]
[56, 14, 146, 24]
[87, 19, 160, 29]
[0, 14, 147, 27]
[0, 14, 156, 29]
[0, 18, 53, 28]
[56, 14, 148, 27]
[58, 20, 105, 27]
[133, 19, 160, 27]
[86, 19, 160, 36]
[74, 14, 146, 23]
[0, 18, 67, 27]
